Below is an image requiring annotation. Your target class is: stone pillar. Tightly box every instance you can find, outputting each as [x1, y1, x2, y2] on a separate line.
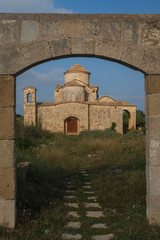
[0, 75, 16, 228]
[145, 75, 160, 225]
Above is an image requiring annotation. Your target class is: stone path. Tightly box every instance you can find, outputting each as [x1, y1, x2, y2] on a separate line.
[62, 169, 114, 240]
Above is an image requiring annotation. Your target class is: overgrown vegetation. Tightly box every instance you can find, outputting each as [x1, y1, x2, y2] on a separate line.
[1, 118, 160, 239]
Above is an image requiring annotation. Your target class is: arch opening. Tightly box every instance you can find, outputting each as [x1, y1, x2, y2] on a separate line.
[123, 110, 131, 134]
[27, 93, 32, 103]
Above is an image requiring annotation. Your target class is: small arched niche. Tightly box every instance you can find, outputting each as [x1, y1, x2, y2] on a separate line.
[27, 93, 32, 103]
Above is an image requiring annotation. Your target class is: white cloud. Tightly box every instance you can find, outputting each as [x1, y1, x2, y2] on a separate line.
[0, 0, 72, 13]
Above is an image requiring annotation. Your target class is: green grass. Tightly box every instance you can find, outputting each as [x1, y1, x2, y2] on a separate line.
[1, 120, 160, 239]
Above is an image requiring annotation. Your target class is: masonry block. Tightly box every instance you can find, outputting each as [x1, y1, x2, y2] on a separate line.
[0, 20, 20, 47]
[21, 41, 52, 66]
[146, 138, 160, 166]
[59, 20, 85, 35]
[145, 75, 160, 94]
[146, 194, 160, 225]
[0, 168, 16, 199]
[0, 107, 15, 140]
[95, 40, 123, 60]
[50, 38, 70, 57]
[140, 48, 160, 74]
[0, 46, 26, 75]
[121, 46, 145, 69]
[145, 93, 160, 116]
[0, 75, 15, 107]
[146, 165, 160, 195]
[21, 20, 39, 44]
[124, 21, 140, 45]
[85, 20, 102, 36]
[69, 37, 94, 55]
[146, 115, 160, 141]
[142, 22, 160, 47]
[103, 22, 122, 42]
[0, 140, 15, 168]
[40, 20, 58, 38]
[0, 199, 16, 228]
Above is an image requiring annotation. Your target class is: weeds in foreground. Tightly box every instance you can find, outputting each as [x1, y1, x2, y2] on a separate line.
[0, 121, 160, 239]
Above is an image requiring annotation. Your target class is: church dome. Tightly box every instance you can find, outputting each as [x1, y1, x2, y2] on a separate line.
[64, 64, 90, 86]
[65, 64, 90, 74]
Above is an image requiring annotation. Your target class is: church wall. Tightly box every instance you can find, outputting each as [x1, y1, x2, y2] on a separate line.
[65, 72, 89, 85]
[89, 105, 111, 130]
[62, 86, 85, 102]
[54, 89, 62, 103]
[37, 103, 88, 133]
[109, 106, 123, 133]
[23, 103, 36, 126]
[89, 105, 123, 133]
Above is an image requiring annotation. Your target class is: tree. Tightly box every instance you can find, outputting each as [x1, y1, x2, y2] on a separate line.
[123, 111, 129, 134]
[136, 110, 145, 132]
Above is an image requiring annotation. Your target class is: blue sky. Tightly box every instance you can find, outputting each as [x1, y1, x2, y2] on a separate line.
[1, 0, 160, 114]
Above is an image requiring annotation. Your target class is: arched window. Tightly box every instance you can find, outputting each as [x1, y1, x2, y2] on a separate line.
[27, 93, 32, 103]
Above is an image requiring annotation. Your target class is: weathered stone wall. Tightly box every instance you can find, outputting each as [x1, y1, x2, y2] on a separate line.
[0, 13, 160, 227]
[0, 14, 160, 76]
[37, 103, 89, 133]
[23, 104, 37, 126]
[62, 86, 85, 102]
[145, 75, 160, 225]
[0, 75, 16, 228]
[65, 72, 90, 85]
[37, 103, 135, 134]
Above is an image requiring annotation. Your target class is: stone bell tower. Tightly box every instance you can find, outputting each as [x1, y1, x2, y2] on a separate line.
[23, 86, 37, 126]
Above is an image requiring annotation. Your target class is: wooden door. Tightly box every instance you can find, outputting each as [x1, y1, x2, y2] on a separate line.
[67, 119, 77, 133]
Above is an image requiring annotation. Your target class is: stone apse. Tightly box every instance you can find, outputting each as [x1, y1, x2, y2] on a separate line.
[0, 13, 160, 228]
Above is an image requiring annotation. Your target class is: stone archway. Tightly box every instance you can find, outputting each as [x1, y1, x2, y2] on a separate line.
[0, 13, 160, 227]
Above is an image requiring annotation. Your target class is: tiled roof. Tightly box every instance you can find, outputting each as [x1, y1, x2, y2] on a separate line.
[23, 86, 37, 90]
[98, 96, 122, 104]
[55, 85, 63, 89]
[65, 80, 85, 87]
[37, 101, 135, 107]
[121, 100, 129, 105]
[65, 64, 90, 74]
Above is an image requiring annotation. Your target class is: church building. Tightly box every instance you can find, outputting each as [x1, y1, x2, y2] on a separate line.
[23, 64, 136, 134]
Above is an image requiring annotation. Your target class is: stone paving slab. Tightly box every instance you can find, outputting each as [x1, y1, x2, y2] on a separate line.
[66, 185, 74, 188]
[83, 174, 89, 177]
[91, 223, 107, 229]
[85, 203, 101, 208]
[67, 181, 72, 184]
[86, 211, 104, 218]
[66, 221, 81, 229]
[64, 195, 76, 199]
[91, 234, 114, 240]
[62, 233, 82, 239]
[84, 191, 94, 194]
[87, 196, 97, 201]
[80, 170, 87, 173]
[67, 211, 79, 218]
[84, 182, 90, 185]
[83, 185, 91, 189]
[66, 190, 75, 194]
[65, 203, 78, 208]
